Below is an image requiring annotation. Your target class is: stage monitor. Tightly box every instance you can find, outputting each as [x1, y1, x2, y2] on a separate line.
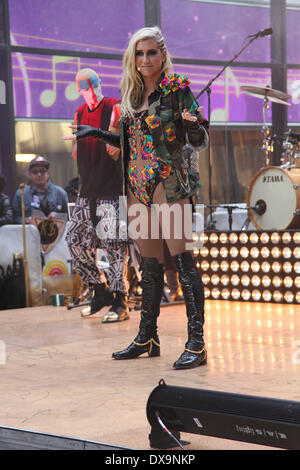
[146, 379, 300, 450]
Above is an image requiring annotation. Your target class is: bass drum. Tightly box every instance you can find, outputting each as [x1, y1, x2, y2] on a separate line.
[247, 166, 300, 230]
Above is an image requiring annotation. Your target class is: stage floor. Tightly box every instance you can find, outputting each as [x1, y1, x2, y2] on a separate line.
[0, 299, 299, 450]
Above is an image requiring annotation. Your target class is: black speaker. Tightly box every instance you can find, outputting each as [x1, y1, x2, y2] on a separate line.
[146, 379, 300, 449]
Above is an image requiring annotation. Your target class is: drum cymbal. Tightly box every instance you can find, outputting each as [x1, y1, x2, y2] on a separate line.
[241, 85, 291, 105]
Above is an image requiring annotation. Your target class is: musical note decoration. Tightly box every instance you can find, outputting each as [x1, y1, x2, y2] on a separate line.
[40, 56, 80, 107]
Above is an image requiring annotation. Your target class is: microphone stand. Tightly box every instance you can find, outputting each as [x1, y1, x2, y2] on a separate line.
[196, 31, 268, 230]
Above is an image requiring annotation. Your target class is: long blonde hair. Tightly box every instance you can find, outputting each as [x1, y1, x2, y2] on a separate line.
[120, 26, 172, 117]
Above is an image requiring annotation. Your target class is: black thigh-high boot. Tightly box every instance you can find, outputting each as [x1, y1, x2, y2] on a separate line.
[112, 257, 164, 359]
[173, 252, 207, 369]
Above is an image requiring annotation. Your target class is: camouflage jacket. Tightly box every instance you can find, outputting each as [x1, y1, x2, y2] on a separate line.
[119, 73, 209, 202]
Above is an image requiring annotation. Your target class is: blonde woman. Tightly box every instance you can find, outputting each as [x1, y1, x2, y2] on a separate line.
[63, 27, 209, 369]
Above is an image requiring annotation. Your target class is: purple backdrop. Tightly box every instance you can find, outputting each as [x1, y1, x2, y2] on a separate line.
[9, 0, 300, 123]
[161, 0, 271, 63]
[9, 0, 144, 53]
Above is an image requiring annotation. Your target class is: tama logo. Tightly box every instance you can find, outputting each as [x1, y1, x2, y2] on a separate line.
[263, 175, 284, 183]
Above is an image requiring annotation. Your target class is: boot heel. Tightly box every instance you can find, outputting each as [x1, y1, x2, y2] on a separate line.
[148, 339, 160, 357]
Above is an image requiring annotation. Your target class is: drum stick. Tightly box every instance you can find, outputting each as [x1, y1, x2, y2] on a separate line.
[19, 183, 30, 307]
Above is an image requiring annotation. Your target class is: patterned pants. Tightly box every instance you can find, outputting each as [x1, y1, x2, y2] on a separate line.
[66, 196, 129, 293]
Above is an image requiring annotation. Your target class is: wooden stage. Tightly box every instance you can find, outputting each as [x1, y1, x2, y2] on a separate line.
[0, 299, 299, 450]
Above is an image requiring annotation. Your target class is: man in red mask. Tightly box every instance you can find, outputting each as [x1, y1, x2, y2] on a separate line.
[66, 68, 129, 323]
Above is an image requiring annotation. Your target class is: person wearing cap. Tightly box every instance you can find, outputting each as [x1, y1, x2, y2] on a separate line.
[65, 68, 129, 323]
[12, 156, 68, 224]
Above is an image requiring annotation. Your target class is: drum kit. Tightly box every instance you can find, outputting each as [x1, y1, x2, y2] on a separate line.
[240, 84, 300, 231]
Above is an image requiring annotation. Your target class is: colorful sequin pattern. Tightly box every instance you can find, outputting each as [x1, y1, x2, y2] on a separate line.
[159, 73, 190, 95]
[126, 111, 171, 206]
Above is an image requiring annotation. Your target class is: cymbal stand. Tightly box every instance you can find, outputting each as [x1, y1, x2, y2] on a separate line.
[261, 95, 273, 167]
[196, 32, 266, 228]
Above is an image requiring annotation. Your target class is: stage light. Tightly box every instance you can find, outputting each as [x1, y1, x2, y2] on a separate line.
[262, 275, 271, 287]
[271, 232, 280, 244]
[271, 247, 281, 258]
[211, 261, 219, 271]
[196, 230, 300, 304]
[231, 274, 240, 286]
[294, 247, 300, 258]
[204, 287, 210, 298]
[211, 274, 220, 285]
[282, 232, 291, 244]
[200, 233, 208, 244]
[200, 246, 209, 257]
[231, 288, 240, 300]
[221, 274, 230, 286]
[239, 233, 248, 244]
[273, 290, 282, 302]
[284, 291, 294, 303]
[261, 247, 270, 258]
[295, 277, 300, 288]
[242, 289, 251, 300]
[295, 262, 300, 274]
[220, 247, 228, 257]
[210, 247, 219, 258]
[272, 261, 281, 273]
[283, 247, 292, 259]
[219, 232, 228, 244]
[240, 247, 249, 258]
[260, 232, 269, 244]
[221, 288, 230, 299]
[229, 233, 238, 244]
[252, 289, 261, 301]
[241, 261, 250, 272]
[293, 232, 300, 243]
[251, 261, 260, 272]
[211, 287, 220, 299]
[251, 275, 260, 287]
[283, 261, 292, 273]
[250, 248, 259, 260]
[220, 260, 229, 271]
[261, 262, 270, 273]
[201, 260, 209, 271]
[272, 276, 282, 288]
[241, 275, 250, 287]
[209, 233, 218, 244]
[283, 276, 293, 288]
[230, 261, 239, 272]
[262, 290, 272, 301]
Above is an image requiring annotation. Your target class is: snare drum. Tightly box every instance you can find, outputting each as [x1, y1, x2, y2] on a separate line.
[247, 166, 300, 230]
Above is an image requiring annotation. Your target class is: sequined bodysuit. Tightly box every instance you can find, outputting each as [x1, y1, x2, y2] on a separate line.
[125, 111, 170, 207]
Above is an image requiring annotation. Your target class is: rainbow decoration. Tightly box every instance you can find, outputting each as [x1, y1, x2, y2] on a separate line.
[43, 260, 69, 277]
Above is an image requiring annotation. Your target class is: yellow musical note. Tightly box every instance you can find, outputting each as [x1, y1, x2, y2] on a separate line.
[40, 56, 80, 107]
[211, 67, 240, 122]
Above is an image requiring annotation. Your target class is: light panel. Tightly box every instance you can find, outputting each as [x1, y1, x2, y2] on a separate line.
[195, 230, 300, 304]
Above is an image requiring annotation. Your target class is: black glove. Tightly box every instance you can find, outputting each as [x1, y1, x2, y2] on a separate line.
[74, 125, 121, 148]
[183, 118, 206, 147]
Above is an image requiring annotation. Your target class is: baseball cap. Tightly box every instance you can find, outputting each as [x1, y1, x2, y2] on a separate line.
[29, 156, 50, 171]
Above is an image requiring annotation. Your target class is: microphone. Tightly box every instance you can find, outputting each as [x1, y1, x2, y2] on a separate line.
[248, 27, 273, 38]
